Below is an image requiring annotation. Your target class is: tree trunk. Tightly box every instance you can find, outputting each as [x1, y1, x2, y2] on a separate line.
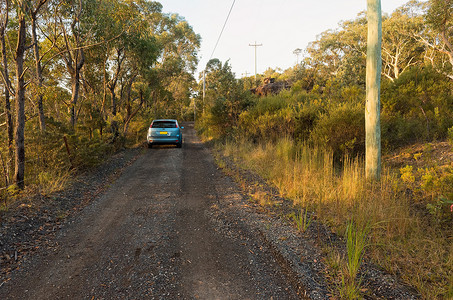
[70, 70, 80, 128]
[65, 47, 84, 129]
[123, 90, 143, 136]
[14, 14, 27, 189]
[107, 49, 124, 117]
[365, 0, 382, 181]
[31, 16, 46, 131]
[121, 73, 137, 135]
[102, 58, 108, 119]
[0, 3, 13, 184]
[109, 86, 117, 116]
[60, 0, 84, 129]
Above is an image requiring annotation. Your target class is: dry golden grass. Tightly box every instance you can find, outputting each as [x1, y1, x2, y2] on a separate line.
[220, 138, 452, 299]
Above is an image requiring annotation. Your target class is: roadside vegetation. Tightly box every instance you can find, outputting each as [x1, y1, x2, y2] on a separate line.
[196, 1, 452, 298]
[0, 0, 200, 205]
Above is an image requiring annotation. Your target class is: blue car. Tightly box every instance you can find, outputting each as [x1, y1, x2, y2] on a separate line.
[147, 119, 183, 148]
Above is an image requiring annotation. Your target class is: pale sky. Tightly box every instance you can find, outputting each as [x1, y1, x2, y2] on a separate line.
[158, 0, 414, 78]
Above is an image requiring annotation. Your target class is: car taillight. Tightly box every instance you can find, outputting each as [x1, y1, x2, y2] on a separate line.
[175, 123, 179, 128]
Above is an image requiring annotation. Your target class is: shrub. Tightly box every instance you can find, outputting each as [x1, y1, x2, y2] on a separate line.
[310, 102, 365, 160]
[291, 99, 325, 142]
[381, 66, 453, 148]
[382, 113, 428, 149]
[448, 126, 453, 146]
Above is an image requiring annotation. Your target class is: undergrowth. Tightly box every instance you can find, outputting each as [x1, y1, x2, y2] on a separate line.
[0, 122, 127, 208]
[217, 137, 452, 299]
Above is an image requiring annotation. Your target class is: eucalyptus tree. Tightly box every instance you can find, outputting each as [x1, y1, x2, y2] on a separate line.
[53, 0, 94, 128]
[30, 0, 50, 131]
[0, 0, 13, 181]
[203, 59, 237, 103]
[10, 0, 32, 189]
[119, 31, 159, 134]
[115, 0, 160, 130]
[9, 0, 50, 188]
[305, 15, 368, 87]
[86, 0, 200, 130]
[99, 0, 160, 120]
[98, 0, 139, 118]
[424, 0, 453, 79]
[305, 3, 426, 89]
[201, 58, 249, 131]
[153, 12, 201, 118]
[9, 0, 33, 188]
[381, 1, 425, 81]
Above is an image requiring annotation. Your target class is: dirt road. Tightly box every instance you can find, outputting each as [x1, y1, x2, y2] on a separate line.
[0, 123, 298, 299]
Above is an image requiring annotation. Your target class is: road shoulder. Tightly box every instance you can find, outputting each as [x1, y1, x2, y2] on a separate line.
[209, 145, 420, 299]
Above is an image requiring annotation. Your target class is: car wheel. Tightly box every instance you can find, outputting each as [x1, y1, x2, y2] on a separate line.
[176, 142, 182, 148]
[147, 143, 153, 148]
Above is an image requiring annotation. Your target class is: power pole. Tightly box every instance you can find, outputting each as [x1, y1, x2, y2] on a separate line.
[242, 71, 250, 77]
[249, 41, 262, 83]
[365, 0, 382, 181]
[202, 70, 206, 114]
[193, 97, 196, 121]
[293, 48, 302, 65]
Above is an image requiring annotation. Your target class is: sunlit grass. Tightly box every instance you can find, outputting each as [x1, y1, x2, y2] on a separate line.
[291, 208, 313, 232]
[219, 137, 452, 299]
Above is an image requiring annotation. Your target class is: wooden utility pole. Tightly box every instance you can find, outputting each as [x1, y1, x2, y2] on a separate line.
[293, 48, 302, 65]
[249, 41, 262, 83]
[202, 70, 206, 114]
[365, 0, 382, 180]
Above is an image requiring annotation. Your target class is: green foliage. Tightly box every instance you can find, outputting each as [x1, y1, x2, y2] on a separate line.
[6, 184, 20, 201]
[399, 161, 453, 223]
[0, 0, 202, 191]
[237, 96, 293, 142]
[400, 165, 415, 184]
[425, 0, 453, 34]
[9, 118, 117, 195]
[339, 274, 361, 300]
[448, 126, 453, 145]
[197, 59, 253, 140]
[291, 208, 313, 232]
[345, 220, 370, 280]
[291, 98, 323, 142]
[338, 219, 370, 299]
[426, 196, 453, 221]
[68, 134, 116, 170]
[310, 102, 365, 160]
[381, 66, 453, 148]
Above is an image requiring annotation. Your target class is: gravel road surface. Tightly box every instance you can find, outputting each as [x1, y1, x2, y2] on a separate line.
[0, 123, 299, 299]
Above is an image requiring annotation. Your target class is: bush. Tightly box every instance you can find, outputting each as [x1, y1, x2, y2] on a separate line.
[381, 66, 453, 148]
[291, 99, 325, 142]
[310, 102, 365, 160]
[381, 113, 428, 149]
[448, 126, 453, 146]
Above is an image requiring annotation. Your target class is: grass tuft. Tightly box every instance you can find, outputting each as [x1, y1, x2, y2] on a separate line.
[218, 137, 452, 299]
[292, 208, 313, 232]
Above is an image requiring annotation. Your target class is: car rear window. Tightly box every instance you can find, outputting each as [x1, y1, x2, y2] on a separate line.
[152, 121, 177, 128]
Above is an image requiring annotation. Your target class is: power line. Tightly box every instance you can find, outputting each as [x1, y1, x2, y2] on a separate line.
[209, 0, 236, 61]
[203, 0, 236, 117]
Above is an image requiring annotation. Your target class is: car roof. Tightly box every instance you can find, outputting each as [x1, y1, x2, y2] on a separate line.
[152, 119, 178, 122]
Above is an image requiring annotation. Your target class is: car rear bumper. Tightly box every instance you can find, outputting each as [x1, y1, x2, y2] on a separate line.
[147, 137, 182, 145]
